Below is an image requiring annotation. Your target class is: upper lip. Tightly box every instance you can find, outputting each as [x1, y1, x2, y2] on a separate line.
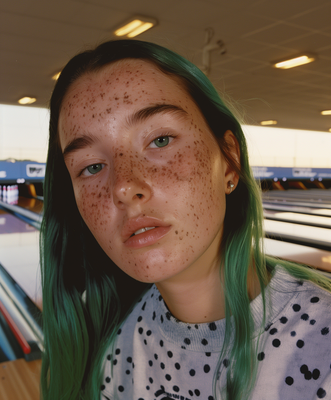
[121, 216, 170, 242]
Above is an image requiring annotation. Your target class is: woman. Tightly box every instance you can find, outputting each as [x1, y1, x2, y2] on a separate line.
[40, 39, 331, 400]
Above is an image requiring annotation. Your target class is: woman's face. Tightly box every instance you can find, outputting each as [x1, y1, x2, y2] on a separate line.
[59, 59, 232, 284]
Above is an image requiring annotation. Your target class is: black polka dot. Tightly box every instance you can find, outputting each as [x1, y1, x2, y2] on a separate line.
[204, 364, 211, 373]
[159, 340, 164, 347]
[127, 356, 132, 363]
[137, 316, 142, 322]
[107, 354, 111, 360]
[317, 388, 326, 398]
[195, 324, 199, 329]
[285, 376, 294, 385]
[152, 311, 156, 320]
[321, 327, 329, 335]
[154, 354, 158, 360]
[149, 377, 153, 384]
[300, 365, 308, 374]
[117, 328, 122, 335]
[301, 313, 309, 321]
[189, 369, 196, 376]
[101, 384, 105, 390]
[206, 352, 211, 357]
[166, 312, 171, 320]
[115, 348, 120, 355]
[160, 315, 164, 323]
[142, 302, 146, 310]
[223, 359, 230, 367]
[125, 370, 130, 375]
[146, 385, 150, 390]
[146, 330, 152, 336]
[257, 352, 265, 361]
[158, 295, 162, 301]
[209, 322, 217, 331]
[291, 331, 296, 337]
[296, 339, 305, 348]
[272, 339, 281, 347]
[201, 338, 208, 346]
[194, 389, 200, 396]
[118, 386, 124, 392]
[311, 297, 320, 303]
[166, 374, 171, 381]
[167, 351, 173, 358]
[269, 328, 278, 335]
[305, 371, 312, 380]
[173, 386, 179, 392]
[280, 317, 288, 324]
[138, 327, 143, 334]
[184, 338, 191, 345]
[175, 363, 181, 370]
[189, 390, 194, 396]
[148, 360, 153, 366]
[160, 362, 165, 369]
[208, 397, 215, 400]
[313, 369, 321, 380]
[144, 339, 147, 345]
[113, 359, 117, 365]
[293, 304, 301, 312]
[310, 319, 316, 325]
[105, 377, 111, 383]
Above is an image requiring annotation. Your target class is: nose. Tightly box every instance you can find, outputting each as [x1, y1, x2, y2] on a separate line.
[112, 165, 152, 209]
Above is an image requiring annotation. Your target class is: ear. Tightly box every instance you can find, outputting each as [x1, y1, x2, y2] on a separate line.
[222, 130, 240, 195]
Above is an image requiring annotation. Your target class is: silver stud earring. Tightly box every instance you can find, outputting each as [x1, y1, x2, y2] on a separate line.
[228, 181, 235, 194]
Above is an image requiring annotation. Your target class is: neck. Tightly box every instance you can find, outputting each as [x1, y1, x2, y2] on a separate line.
[156, 261, 263, 324]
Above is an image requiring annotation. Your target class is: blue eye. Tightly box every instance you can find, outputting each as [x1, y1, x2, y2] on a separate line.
[151, 136, 171, 148]
[85, 164, 103, 175]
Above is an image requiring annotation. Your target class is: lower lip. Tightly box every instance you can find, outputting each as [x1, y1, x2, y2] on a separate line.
[124, 226, 171, 249]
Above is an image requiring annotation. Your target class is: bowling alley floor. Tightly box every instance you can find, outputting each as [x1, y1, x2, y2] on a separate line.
[0, 358, 42, 400]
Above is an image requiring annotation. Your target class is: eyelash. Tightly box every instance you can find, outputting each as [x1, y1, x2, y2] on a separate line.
[80, 163, 104, 177]
[148, 134, 175, 149]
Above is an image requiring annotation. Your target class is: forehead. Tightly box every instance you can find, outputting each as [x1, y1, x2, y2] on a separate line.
[62, 59, 188, 106]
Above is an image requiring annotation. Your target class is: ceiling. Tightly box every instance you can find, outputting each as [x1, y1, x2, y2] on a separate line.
[1, 0, 331, 132]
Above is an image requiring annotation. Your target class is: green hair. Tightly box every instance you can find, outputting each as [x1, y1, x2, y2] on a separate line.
[40, 39, 331, 400]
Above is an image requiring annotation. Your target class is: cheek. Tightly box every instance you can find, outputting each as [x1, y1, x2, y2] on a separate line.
[74, 181, 112, 234]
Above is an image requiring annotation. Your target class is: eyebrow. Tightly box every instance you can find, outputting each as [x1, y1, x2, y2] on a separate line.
[63, 134, 99, 160]
[62, 103, 188, 159]
[126, 103, 188, 126]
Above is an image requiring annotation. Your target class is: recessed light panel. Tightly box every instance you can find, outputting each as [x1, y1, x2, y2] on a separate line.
[18, 97, 36, 105]
[260, 120, 277, 126]
[273, 54, 315, 69]
[114, 16, 157, 38]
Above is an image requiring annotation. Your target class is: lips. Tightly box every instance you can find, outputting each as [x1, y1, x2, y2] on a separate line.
[122, 216, 171, 249]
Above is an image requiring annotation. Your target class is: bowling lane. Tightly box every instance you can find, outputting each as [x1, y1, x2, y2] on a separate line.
[264, 219, 331, 251]
[264, 210, 331, 229]
[0, 208, 41, 309]
[265, 238, 331, 272]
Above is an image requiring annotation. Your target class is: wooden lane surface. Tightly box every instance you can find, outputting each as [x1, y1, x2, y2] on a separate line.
[0, 359, 41, 400]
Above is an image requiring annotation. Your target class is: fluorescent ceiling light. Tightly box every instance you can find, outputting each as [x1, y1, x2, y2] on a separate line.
[52, 72, 61, 80]
[18, 97, 36, 105]
[114, 16, 157, 38]
[260, 120, 277, 126]
[273, 54, 316, 69]
[321, 110, 331, 115]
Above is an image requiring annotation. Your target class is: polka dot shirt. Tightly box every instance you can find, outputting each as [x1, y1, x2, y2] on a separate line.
[101, 267, 331, 399]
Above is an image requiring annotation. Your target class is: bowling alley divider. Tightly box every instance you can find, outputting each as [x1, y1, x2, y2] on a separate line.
[0, 263, 43, 362]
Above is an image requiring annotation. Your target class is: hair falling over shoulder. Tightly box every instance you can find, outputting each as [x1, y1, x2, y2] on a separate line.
[40, 39, 331, 400]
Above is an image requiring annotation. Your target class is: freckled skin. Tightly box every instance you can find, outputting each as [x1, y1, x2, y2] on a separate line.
[59, 60, 230, 285]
